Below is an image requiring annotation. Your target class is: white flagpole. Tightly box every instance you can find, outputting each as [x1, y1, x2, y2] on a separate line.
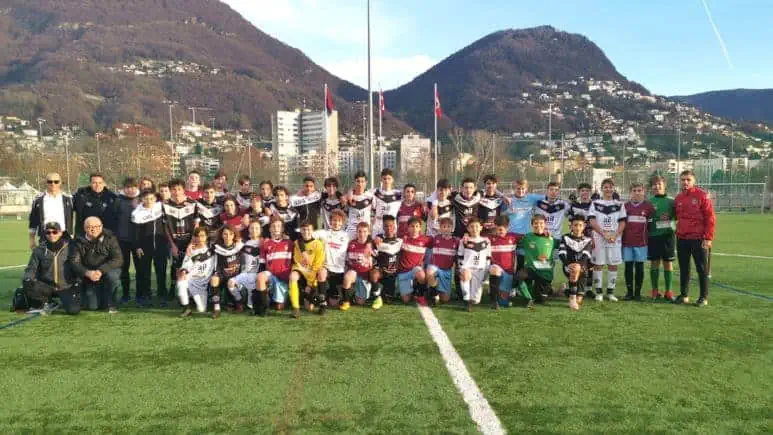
[434, 83, 438, 189]
[379, 89, 383, 175]
[324, 83, 329, 178]
[366, 0, 374, 189]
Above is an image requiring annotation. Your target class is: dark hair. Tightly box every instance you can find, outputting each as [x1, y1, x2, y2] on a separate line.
[215, 170, 227, 179]
[324, 177, 339, 188]
[547, 181, 561, 188]
[274, 185, 289, 196]
[168, 178, 185, 189]
[570, 214, 587, 223]
[139, 176, 155, 190]
[680, 170, 696, 178]
[123, 177, 138, 188]
[238, 175, 251, 185]
[466, 217, 481, 226]
[577, 183, 592, 191]
[407, 217, 422, 227]
[354, 171, 367, 180]
[218, 224, 242, 244]
[380, 168, 394, 178]
[650, 175, 666, 186]
[382, 214, 396, 223]
[202, 183, 215, 191]
[192, 226, 209, 238]
[601, 178, 615, 187]
[90, 172, 105, 181]
[437, 178, 451, 189]
[303, 176, 315, 184]
[494, 215, 509, 227]
[403, 183, 416, 191]
[259, 180, 274, 189]
[630, 182, 644, 190]
[462, 177, 476, 186]
[140, 188, 157, 198]
[483, 174, 497, 184]
[158, 182, 169, 189]
[222, 196, 237, 208]
[299, 220, 315, 229]
[531, 214, 546, 223]
[438, 217, 453, 226]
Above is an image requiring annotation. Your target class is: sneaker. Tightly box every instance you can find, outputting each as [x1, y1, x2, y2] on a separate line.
[606, 293, 618, 302]
[623, 293, 635, 301]
[634, 294, 642, 302]
[650, 289, 661, 299]
[594, 293, 604, 302]
[696, 297, 708, 307]
[340, 301, 351, 312]
[585, 290, 596, 299]
[372, 296, 384, 310]
[674, 295, 689, 305]
[159, 299, 168, 308]
[526, 300, 536, 311]
[318, 305, 328, 316]
[664, 290, 675, 301]
[568, 296, 579, 311]
[291, 308, 300, 319]
[42, 302, 60, 315]
[416, 296, 427, 307]
[108, 307, 119, 314]
[180, 308, 193, 318]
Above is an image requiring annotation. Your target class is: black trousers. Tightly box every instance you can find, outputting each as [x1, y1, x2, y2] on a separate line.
[169, 239, 188, 300]
[677, 239, 709, 299]
[24, 280, 81, 314]
[119, 240, 139, 299]
[135, 242, 169, 300]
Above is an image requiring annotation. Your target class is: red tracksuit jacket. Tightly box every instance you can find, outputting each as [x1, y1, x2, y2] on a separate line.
[675, 187, 716, 241]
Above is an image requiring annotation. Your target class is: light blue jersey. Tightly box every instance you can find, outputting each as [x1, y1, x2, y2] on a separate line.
[504, 194, 542, 235]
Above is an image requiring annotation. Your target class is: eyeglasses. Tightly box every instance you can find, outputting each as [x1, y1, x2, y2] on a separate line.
[86, 225, 102, 230]
[47, 180, 61, 184]
[45, 230, 60, 235]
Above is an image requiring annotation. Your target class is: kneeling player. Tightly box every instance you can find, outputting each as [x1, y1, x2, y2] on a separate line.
[558, 215, 593, 310]
[177, 227, 216, 317]
[457, 218, 491, 311]
[397, 217, 431, 305]
[227, 221, 262, 311]
[426, 218, 459, 305]
[289, 221, 326, 318]
[313, 210, 350, 308]
[488, 216, 518, 309]
[253, 218, 293, 316]
[516, 215, 555, 308]
[341, 222, 376, 310]
[209, 225, 244, 318]
[373, 215, 402, 308]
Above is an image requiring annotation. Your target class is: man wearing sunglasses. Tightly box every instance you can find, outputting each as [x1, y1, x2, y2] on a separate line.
[28, 173, 74, 250]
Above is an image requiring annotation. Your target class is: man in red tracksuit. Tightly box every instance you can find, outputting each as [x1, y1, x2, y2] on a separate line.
[674, 170, 716, 306]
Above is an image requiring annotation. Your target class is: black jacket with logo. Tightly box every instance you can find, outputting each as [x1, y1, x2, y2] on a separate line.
[73, 187, 118, 236]
[68, 229, 124, 277]
[23, 238, 76, 289]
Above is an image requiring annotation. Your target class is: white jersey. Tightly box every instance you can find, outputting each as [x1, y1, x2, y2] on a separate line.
[180, 246, 216, 288]
[457, 236, 491, 271]
[534, 198, 571, 240]
[346, 191, 375, 235]
[240, 239, 262, 273]
[427, 198, 454, 237]
[313, 229, 351, 274]
[589, 199, 627, 247]
[371, 188, 402, 235]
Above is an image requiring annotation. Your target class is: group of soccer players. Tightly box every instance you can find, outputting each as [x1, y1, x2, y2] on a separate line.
[110, 165, 715, 319]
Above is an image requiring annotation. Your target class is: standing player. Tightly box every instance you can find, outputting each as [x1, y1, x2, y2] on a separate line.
[184, 171, 202, 201]
[372, 215, 402, 307]
[288, 221, 326, 318]
[164, 179, 198, 293]
[320, 177, 345, 230]
[313, 210, 350, 308]
[259, 181, 275, 209]
[212, 171, 229, 200]
[291, 177, 323, 231]
[209, 225, 244, 318]
[219, 196, 245, 233]
[397, 217, 431, 305]
[254, 218, 293, 316]
[488, 216, 519, 309]
[227, 221, 262, 311]
[427, 179, 454, 237]
[535, 181, 571, 244]
[450, 178, 482, 238]
[456, 218, 491, 311]
[371, 169, 402, 237]
[503, 179, 542, 292]
[558, 215, 593, 310]
[478, 174, 506, 237]
[622, 183, 655, 301]
[268, 186, 300, 239]
[234, 175, 254, 211]
[242, 194, 270, 239]
[132, 189, 169, 307]
[345, 171, 375, 238]
[589, 178, 626, 302]
[341, 222, 376, 311]
[196, 184, 223, 239]
[396, 184, 425, 238]
[568, 183, 595, 297]
[648, 175, 676, 300]
[425, 217, 459, 305]
[176, 227, 215, 317]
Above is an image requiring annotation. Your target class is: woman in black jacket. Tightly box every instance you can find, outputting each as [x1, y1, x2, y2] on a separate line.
[131, 189, 168, 307]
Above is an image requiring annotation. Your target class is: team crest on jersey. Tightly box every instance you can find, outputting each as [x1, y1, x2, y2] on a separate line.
[692, 199, 697, 205]
[529, 242, 535, 249]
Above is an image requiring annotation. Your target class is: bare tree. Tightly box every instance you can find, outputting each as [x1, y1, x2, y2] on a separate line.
[469, 130, 495, 185]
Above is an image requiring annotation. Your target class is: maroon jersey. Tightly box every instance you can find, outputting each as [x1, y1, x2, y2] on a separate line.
[430, 234, 460, 270]
[185, 189, 202, 201]
[260, 238, 293, 281]
[399, 235, 432, 273]
[623, 201, 656, 247]
[214, 242, 244, 279]
[397, 202, 425, 238]
[347, 239, 375, 279]
[219, 212, 245, 231]
[489, 233, 519, 274]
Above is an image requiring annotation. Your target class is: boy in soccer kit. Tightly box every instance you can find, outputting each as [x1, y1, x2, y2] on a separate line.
[427, 179, 454, 237]
[288, 221, 326, 318]
[535, 181, 571, 245]
[209, 225, 244, 318]
[426, 217, 459, 305]
[345, 171, 375, 239]
[396, 184, 426, 238]
[568, 183, 596, 297]
[313, 209, 350, 308]
[397, 217, 431, 305]
[371, 169, 402, 237]
[478, 174, 506, 237]
[623, 183, 656, 301]
[254, 218, 293, 316]
[268, 186, 300, 239]
[227, 221, 262, 311]
[290, 177, 323, 231]
[648, 175, 676, 300]
[259, 180, 275, 209]
[488, 215, 519, 309]
[196, 184, 224, 239]
[164, 179, 198, 294]
[373, 215, 402, 307]
[516, 215, 555, 307]
[235, 175, 254, 211]
[503, 179, 542, 292]
[321, 177, 345, 230]
[342, 222, 377, 311]
[451, 178, 482, 238]
[177, 227, 216, 317]
[589, 178, 627, 302]
[558, 215, 593, 310]
[457, 218, 491, 311]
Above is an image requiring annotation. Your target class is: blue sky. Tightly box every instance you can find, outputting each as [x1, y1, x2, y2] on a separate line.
[223, 0, 771, 96]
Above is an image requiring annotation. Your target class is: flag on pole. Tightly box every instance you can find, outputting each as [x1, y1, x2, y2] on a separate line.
[325, 84, 335, 115]
[379, 89, 385, 116]
[434, 86, 442, 118]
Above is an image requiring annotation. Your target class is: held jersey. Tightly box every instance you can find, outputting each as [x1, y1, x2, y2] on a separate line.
[292, 238, 325, 278]
[521, 232, 555, 281]
[214, 242, 244, 279]
[375, 236, 403, 275]
[163, 199, 198, 244]
[235, 192, 253, 212]
[244, 208, 270, 232]
[558, 233, 592, 267]
[346, 191, 374, 234]
[504, 194, 541, 235]
[260, 237, 293, 281]
[180, 246, 216, 280]
[430, 235, 460, 270]
[290, 190, 323, 228]
[478, 193, 505, 236]
[648, 195, 676, 237]
[321, 192, 345, 230]
[313, 229, 351, 274]
[399, 235, 431, 273]
[219, 212, 244, 233]
[451, 191, 482, 237]
[589, 199, 627, 246]
[195, 200, 223, 233]
[372, 188, 402, 235]
[397, 202, 425, 238]
[427, 198, 454, 237]
[457, 236, 491, 271]
[261, 194, 276, 209]
[534, 198, 570, 240]
[346, 239, 375, 278]
[568, 200, 594, 237]
[623, 201, 656, 247]
[268, 203, 299, 239]
[240, 239, 262, 273]
[489, 233, 519, 274]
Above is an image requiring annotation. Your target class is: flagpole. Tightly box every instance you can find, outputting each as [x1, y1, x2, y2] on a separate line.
[434, 82, 438, 189]
[324, 83, 329, 178]
[366, 0, 374, 189]
[378, 89, 383, 175]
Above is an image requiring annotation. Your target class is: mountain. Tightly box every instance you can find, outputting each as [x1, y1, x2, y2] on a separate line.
[675, 89, 773, 123]
[385, 26, 651, 133]
[0, 0, 411, 135]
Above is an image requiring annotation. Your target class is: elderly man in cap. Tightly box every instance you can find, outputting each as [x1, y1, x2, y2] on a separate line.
[12, 222, 80, 314]
[69, 217, 123, 313]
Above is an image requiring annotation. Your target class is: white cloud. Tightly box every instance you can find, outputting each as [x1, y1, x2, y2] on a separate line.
[322, 55, 437, 91]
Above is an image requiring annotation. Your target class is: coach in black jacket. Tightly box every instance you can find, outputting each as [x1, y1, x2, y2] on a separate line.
[28, 172, 74, 248]
[69, 217, 123, 313]
[22, 222, 80, 314]
[73, 173, 117, 237]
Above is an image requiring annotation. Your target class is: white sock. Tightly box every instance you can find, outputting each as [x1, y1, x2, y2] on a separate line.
[607, 271, 618, 293]
[192, 294, 206, 313]
[212, 294, 221, 311]
[228, 285, 243, 301]
[460, 280, 471, 301]
[177, 281, 189, 306]
[593, 270, 603, 291]
[247, 290, 253, 309]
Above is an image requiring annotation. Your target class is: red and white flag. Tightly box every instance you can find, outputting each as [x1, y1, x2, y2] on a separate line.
[379, 90, 385, 116]
[325, 84, 335, 115]
[434, 85, 442, 118]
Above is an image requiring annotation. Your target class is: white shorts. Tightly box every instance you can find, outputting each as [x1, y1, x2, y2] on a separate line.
[231, 272, 258, 291]
[460, 268, 487, 304]
[592, 236, 623, 266]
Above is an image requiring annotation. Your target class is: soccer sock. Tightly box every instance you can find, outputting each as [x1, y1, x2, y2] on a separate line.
[252, 290, 266, 315]
[650, 267, 660, 290]
[192, 294, 206, 313]
[289, 280, 300, 310]
[518, 281, 533, 301]
[593, 270, 603, 294]
[415, 281, 426, 297]
[177, 281, 189, 307]
[607, 271, 618, 294]
[624, 262, 634, 295]
[372, 281, 383, 298]
[318, 280, 329, 301]
[634, 262, 645, 296]
[489, 275, 501, 304]
[460, 279, 471, 301]
[342, 285, 353, 303]
[586, 268, 594, 289]
[664, 270, 673, 291]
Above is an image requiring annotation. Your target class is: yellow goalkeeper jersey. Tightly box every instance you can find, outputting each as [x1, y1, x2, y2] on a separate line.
[292, 238, 325, 286]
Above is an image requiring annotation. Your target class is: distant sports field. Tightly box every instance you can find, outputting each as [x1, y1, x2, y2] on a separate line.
[1, 215, 771, 433]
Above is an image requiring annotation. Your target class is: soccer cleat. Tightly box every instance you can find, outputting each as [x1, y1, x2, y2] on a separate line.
[180, 308, 193, 318]
[696, 297, 708, 307]
[340, 301, 351, 312]
[674, 295, 689, 305]
[159, 300, 168, 308]
[416, 296, 427, 307]
[318, 305, 328, 316]
[594, 293, 604, 302]
[526, 300, 536, 311]
[606, 294, 618, 302]
[650, 289, 661, 299]
[108, 307, 119, 314]
[664, 290, 675, 301]
[585, 290, 596, 299]
[292, 308, 300, 319]
[623, 293, 635, 301]
[372, 296, 384, 310]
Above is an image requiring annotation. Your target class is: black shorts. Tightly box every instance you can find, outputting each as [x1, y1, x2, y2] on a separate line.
[648, 234, 675, 261]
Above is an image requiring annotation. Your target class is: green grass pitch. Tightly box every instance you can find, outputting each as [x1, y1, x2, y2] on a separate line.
[0, 215, 771, 433]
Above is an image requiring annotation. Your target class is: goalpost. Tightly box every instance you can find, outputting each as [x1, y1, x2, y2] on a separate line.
[703, 183, 768, 213]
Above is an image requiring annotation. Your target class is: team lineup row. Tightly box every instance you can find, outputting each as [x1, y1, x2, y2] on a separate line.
[18, 168, 716, 316]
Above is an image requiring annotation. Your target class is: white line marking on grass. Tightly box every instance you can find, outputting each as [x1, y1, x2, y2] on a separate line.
[0, 264, 25, 271]
[418, 306, 506, 435]
[713, 253, 773, 260]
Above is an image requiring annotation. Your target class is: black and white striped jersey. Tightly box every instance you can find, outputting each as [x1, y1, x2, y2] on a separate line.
[451, 191, 482, 237]
[375, 236, 403, 275]
[457, 236, 491, 270]
[372, 188, 403, 235]
[535, 198, 571, 239]
[320, 192, 345, 230]
[163, 199, 198, 244]
[346, 191, 375, 234]
[196, 199, 223, 234]
[427, 198, 454, 237]
[557, 233, 592, 266]
[240, 239, 262, 273]
[290, 190, 323, 228]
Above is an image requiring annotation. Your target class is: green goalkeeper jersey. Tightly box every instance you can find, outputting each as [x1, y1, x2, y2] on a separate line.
[648, 194, 676, 237]
[522, 232, 555, 281]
